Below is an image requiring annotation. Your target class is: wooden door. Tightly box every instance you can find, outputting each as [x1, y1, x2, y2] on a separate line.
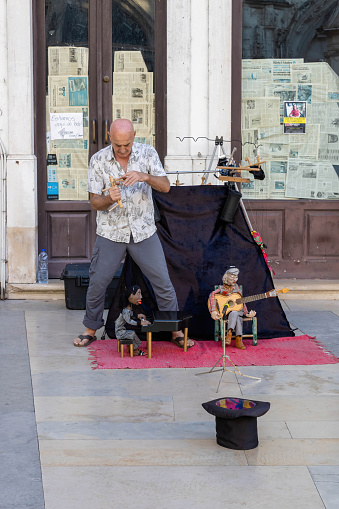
[34, 0, 165, 277]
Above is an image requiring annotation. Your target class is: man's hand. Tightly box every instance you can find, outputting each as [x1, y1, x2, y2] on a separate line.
[141, 319, 151, 326]
[246, 310, 256, 318]
[123, 171, 149, 187]
[211, 311, 220, 321]
[123, 171, 170, 193]
[108, 185, 122, 203]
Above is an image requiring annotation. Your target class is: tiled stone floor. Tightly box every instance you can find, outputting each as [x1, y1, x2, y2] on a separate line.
[1, 298, 338, 508]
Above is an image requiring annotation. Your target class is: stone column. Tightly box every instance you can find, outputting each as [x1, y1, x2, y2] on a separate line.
[6, 0, 37, 283]
[166, 0, 232, 185]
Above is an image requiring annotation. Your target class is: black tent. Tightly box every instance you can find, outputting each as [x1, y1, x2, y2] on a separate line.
[106, 186, 293, 340]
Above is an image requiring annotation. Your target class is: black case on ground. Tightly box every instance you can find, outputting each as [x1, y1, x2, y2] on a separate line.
[60, 263, 122, 310]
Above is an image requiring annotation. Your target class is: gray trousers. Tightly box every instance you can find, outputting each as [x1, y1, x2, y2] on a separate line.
[227, 310, 244, 336]
[83, 233, 178, 331]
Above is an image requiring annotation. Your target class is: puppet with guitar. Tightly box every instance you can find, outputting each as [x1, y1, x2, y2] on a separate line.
[208, 267, 289, 349]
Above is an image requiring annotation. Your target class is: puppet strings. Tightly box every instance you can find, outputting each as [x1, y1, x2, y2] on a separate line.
[175, 136, 262, 151]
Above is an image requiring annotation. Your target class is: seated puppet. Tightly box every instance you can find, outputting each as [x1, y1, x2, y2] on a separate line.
[208, 267, 256, 350]
[115, 285, 151, 356]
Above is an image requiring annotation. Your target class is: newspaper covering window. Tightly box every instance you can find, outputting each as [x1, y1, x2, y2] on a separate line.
[46, 46, 89, 201]
[112, 51, 155, 147]
[241, 59, 339, 199]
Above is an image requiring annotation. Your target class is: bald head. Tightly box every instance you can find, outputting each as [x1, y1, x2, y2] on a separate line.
[110, 118, 135, 137]
[109, 119, 136, 160]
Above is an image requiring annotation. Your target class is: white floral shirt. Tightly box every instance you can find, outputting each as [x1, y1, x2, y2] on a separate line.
[87, 143, 167, 243]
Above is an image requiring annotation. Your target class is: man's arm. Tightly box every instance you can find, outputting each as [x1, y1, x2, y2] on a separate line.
[90, 184, 122, 211]
[122, 171, 170, 193]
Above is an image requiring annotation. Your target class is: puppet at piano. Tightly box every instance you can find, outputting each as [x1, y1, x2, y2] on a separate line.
[208, 267, 256, 350]
[115, 285, 151, 356]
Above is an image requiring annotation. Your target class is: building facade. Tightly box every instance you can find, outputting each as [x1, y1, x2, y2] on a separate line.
[0, 0, 338, 297]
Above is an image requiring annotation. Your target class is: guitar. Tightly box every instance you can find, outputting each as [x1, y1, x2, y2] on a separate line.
[208, 288, 289, 316]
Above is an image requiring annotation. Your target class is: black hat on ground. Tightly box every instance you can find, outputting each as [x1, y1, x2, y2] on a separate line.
[202, 397, 270, 450]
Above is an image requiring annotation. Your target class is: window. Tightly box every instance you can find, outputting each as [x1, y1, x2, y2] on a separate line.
[241, 0, 339, 200]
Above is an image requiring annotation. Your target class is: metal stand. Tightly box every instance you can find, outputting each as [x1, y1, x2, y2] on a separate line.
[203, 136, 228, 185]
[239, 198, 254, 232]
[196, 319, 261, 393]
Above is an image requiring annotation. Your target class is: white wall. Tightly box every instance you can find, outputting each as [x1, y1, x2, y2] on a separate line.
[0, 0, 8, 148]
[166, 0, 232, 185]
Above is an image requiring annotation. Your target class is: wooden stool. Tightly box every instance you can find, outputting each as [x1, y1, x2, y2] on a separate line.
[117, 341, 134, 358]
[141, 311, 192, 359]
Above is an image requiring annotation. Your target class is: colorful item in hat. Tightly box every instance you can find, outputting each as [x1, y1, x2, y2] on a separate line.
[216, 398, 256, 410]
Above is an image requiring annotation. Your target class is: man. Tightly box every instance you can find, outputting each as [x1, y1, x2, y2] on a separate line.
[74, 119, 194, 348]
[208, 267, 256, 350]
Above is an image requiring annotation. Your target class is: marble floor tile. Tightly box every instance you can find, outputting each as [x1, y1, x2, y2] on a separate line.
[244, 395, 339, 422]
[41, 465, 324, 509]
[37, 421, 216, 440]
[25, 320, 82, 333]
[30, 329, 99, 345]
[4, 298, 339, 508]
[30, 356, 93, 374]
[37, 419, 290, 442]
[258, 421, 291, 440]
[34, 395, 174, 422]
[39, 439, 247, 467]
[173, 384, 243, 422]
[287, 420, 339, 439]
[26, 330, 84, 343]
[285, 311, 339, 357]
[308, 466, 339, 509]
[28, 343, 93, 358]
[246, 438, 339, 465]
[237, 366, 339, 395]
[283, 299, 339, 315]
[31, 367, 240, 397]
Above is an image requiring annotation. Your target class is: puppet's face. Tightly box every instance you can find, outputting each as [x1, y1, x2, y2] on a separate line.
[128, 288, 142, 305]
[222, 272, 238, 286]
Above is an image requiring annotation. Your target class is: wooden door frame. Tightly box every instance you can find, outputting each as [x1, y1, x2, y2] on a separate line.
[33, 0, 167, 275]
[231, 0, 242, 166]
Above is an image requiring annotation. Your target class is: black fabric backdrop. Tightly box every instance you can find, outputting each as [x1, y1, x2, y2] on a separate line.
[106, 186, 294, 340]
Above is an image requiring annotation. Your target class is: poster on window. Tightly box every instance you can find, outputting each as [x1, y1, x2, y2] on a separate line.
[283, 101, 306, 134]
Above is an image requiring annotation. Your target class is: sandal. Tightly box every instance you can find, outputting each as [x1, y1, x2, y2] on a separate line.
[171, 338, 195, 349]
[74, 334, 97, 347]
[134, 349, 146, 356]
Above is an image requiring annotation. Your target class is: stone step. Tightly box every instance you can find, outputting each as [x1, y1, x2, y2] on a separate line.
[6, 280, 65, 300]
[273, 279, 339, 299]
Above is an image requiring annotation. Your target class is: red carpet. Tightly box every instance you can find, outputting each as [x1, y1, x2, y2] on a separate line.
[87, 335, 339, 370]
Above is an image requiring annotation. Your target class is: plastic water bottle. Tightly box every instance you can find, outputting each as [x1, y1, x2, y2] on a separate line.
[38, 249, 48, 284]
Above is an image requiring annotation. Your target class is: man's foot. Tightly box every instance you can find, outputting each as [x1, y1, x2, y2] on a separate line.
[171, 332, 195, 349]
[74, 329, 97, 347]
